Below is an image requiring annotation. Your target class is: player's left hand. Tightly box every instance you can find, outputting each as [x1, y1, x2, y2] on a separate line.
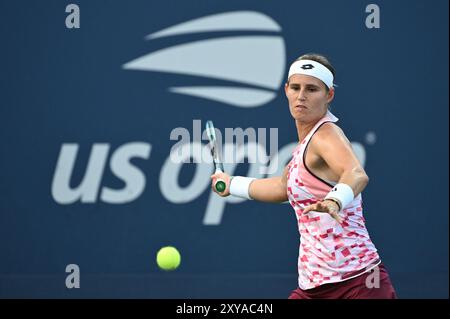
[303, 200, 343, 224]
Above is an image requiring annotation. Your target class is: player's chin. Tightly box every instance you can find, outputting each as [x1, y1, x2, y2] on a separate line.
[289, 112, 305, 121]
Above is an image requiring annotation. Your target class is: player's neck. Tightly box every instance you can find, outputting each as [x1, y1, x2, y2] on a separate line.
[295, 120, 317, 143]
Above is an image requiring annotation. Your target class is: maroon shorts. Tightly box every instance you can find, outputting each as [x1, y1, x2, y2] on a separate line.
[288, 263, 397, 299]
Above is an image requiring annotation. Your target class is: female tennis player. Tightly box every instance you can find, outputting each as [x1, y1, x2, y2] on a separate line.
[210, 53, 397, 299]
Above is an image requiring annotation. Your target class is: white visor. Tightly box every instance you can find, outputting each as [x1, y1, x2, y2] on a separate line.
[287, 59, 334, 89]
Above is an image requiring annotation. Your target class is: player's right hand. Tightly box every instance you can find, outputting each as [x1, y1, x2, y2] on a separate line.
[210, 172, 231, 197]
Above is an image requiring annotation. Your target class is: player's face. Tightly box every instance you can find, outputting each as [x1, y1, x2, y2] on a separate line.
[284, 74, 334, 123]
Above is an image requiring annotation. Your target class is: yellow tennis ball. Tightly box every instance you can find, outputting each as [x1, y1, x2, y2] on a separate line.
[156, 246, 181, 271]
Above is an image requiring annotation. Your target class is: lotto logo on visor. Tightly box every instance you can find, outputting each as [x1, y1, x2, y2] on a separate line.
[288, 59, 334, 89]
[300, 64, 314, 70]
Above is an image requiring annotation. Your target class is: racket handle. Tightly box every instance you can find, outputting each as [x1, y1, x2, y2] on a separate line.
[215, 179, 226, 193]
[213, 168, 226, 193]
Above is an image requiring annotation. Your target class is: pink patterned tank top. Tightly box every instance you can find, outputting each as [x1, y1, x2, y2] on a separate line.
[287, 111, 380, 290]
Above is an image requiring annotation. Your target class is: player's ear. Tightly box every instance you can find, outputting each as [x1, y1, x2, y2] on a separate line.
[326, 87, 335, 104]
[284, 82, 289, 97]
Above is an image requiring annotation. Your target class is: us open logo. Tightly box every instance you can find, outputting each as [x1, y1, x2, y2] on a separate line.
[122, 11, 286, 108]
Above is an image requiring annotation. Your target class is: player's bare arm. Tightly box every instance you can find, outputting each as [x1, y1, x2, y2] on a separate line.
[313, 122, 369, 196]
[248, 165, 289, 203]
[303, 122, 369, 220]
[211, 165, 289, 203]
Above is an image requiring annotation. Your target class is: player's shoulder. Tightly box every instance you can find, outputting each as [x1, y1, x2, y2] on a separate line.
[315, 121, 345, 140]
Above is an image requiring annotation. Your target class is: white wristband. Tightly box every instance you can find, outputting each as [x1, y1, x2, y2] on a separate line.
[229, 176, 256, 200]
[324, 183, 354, 211]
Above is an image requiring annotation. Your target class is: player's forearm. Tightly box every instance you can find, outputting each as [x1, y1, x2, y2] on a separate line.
[248, 176, 288, 203]
[337, 167, 369, 197]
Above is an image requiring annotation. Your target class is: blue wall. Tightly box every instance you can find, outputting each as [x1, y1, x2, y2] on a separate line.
[0, 0, 448, 298]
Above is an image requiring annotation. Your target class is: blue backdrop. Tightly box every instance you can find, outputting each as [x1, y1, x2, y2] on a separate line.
[0, 0, 448, 298]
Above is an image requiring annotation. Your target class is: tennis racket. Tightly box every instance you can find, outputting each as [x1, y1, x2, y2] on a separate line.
[205, 120, 226, 193]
